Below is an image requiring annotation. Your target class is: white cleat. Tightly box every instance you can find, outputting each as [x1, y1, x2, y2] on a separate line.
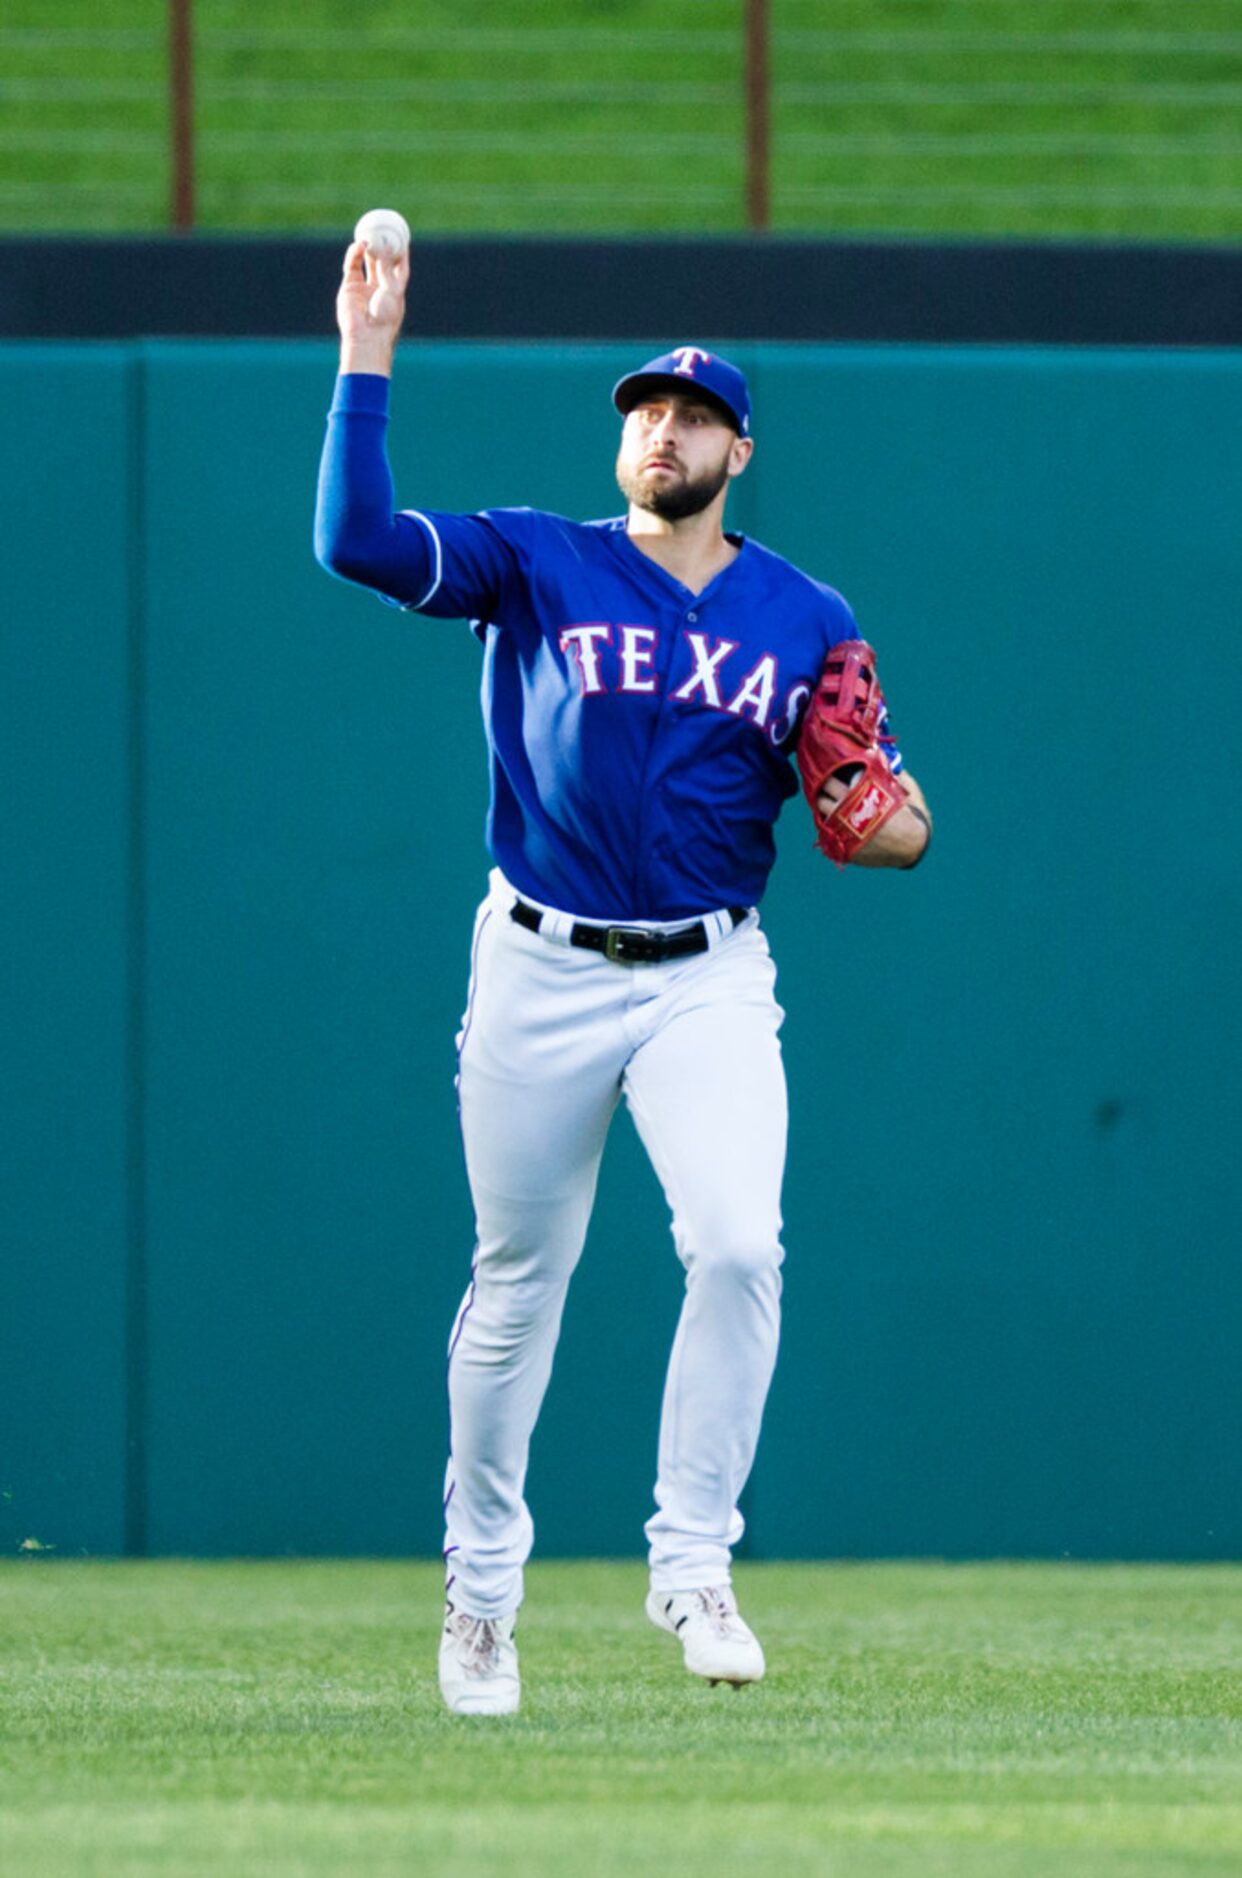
[646, 1584, 766, 1687]
[438, 1602, 520, 1716]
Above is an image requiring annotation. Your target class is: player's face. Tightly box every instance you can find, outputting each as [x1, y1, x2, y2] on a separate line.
[615, 393, 750, 522]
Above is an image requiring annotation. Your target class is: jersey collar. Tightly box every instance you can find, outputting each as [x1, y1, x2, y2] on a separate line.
[610, 523, 749, 606]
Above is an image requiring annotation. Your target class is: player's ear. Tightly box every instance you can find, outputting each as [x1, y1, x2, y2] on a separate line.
[728, 435, 754, 479]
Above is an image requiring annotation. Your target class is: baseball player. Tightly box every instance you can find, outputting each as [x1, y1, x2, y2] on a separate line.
[315, 238, 932, 1717]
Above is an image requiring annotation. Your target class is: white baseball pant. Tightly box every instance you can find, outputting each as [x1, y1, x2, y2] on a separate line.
[443, 869, 787, 1618]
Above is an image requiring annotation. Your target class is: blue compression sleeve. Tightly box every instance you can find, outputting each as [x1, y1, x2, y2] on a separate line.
[313, 372, 436, 605]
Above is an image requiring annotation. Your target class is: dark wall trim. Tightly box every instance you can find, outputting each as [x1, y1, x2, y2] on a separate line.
[3, 234, 1240, 346]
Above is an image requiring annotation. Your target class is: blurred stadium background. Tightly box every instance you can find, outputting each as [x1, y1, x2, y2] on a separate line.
[2, 0, 1240, 242]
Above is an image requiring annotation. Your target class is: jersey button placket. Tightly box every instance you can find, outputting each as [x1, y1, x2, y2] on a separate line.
[630, 598, 684, 912]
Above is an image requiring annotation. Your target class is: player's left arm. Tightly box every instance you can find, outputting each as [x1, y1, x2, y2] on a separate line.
[799, 628, 932, 870]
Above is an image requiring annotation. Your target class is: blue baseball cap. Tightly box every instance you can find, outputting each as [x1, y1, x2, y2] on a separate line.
[612, 347, 751, 436]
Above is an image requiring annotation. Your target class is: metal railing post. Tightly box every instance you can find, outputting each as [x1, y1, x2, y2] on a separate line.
[169, 0, 195, 230]
[745, 0, 770, 230]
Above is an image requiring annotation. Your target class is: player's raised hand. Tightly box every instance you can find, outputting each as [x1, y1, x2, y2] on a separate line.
[336, 238, 409, 378]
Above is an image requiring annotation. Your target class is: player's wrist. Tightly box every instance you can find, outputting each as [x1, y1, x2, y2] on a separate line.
[857, 803, 929, 869]
[339, 340, 396, 379]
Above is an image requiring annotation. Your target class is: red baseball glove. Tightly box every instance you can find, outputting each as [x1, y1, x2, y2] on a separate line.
[796, 640, 907, 866]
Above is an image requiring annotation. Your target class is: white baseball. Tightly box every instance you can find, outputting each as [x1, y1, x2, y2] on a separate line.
[353, 208, 410, 260]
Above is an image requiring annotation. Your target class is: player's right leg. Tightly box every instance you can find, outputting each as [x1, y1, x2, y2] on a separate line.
[623, 920, 786, 1685]
[440, 876, 629, 1710]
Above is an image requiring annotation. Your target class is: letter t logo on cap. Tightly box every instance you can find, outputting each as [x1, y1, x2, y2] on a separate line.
[672, 347, 712, 377]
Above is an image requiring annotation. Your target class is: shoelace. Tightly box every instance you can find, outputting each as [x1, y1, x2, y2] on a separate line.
[450, 1612, 506, 1674]
[696, 1587, 741, 1635]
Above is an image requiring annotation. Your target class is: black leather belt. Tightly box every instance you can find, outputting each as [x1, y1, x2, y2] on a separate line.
[510, 896, 747, 965]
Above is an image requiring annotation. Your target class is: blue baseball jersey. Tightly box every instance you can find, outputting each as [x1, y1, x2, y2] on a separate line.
[315, 373, 902, 922]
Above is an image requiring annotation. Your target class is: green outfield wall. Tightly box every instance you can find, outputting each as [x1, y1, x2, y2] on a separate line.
[3, 340, 1240, 1562]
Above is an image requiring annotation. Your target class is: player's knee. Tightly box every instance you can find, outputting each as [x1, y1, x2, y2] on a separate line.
[473, 1215, 587, 1286]
[683, 1222, 784, 1291]
[472, 1263, 569, 1331]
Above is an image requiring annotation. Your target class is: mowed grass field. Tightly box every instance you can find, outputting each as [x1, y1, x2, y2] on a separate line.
[0, 0, 1240, 238]
[1, 1560, 1240, 1876]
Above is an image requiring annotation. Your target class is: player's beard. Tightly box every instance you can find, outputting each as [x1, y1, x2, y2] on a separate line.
[616, 448, 733, 522]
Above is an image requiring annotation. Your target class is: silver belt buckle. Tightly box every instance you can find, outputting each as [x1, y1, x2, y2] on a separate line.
[604, 925, 652, 965]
